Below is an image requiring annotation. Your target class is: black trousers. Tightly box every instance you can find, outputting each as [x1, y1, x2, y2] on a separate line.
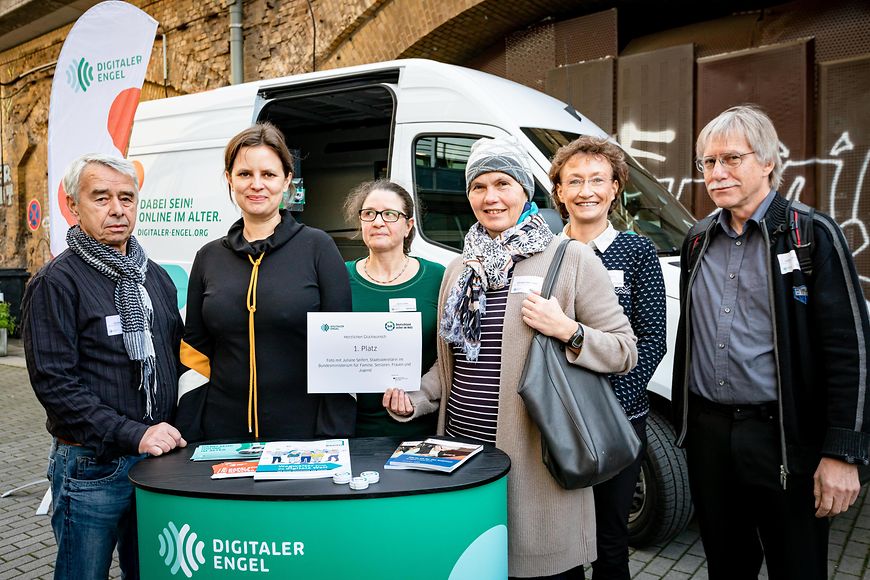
[686, 396, 829, 580]
[590, 417, 648, 580]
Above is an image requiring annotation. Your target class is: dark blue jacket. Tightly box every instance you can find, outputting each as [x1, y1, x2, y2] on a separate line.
[673, 193, 870, 478]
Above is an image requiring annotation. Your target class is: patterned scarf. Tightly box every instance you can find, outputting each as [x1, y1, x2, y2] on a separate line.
[440, 213, 554, 360]
[66, 226, 158, 418]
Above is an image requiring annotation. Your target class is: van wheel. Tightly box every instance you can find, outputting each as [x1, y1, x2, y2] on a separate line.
[628, 410, 693, 547]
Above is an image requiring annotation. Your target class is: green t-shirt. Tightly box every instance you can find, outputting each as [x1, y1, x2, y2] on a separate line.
[346, 257, 445, 438]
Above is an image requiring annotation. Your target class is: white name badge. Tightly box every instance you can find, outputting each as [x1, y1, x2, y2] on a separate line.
[777, 250, 801, 274]
[608, 270, 625, 288]
[510, 275, 544, 294]
[105, 315, 122, 336]
[389, 298, 417, 312]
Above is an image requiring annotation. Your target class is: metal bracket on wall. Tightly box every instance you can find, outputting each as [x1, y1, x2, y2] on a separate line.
[1, 164, 11, 206]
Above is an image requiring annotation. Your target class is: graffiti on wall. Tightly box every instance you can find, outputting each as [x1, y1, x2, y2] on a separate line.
[779, 133, 870, 263]
[618, 122, 676, 164]
[624, 124, 870, 291]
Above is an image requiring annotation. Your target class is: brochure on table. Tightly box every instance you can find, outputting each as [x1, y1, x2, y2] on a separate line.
[211, 460, 259, 479]
[254, 439, 351, 480]
[384, 438, 483, 473]
[307, 311, 421, 393]
[190, 442, 266, 461]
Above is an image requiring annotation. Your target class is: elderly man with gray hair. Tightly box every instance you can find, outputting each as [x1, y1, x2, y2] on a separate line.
[672, 105, 870, 579]
[22, 153, 185, 579]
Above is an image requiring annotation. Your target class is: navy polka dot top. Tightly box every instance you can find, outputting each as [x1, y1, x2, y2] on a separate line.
[594, 232, 667, 420]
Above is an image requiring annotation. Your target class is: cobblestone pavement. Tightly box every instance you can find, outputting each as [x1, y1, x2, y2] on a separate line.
[1, 337, 868, 579]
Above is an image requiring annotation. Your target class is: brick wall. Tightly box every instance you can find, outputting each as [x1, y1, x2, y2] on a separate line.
[3, 0, 867, 279]
[0, 0, 466, 272]
[0, 26, 65, 270]
[0, 0, 585, 273]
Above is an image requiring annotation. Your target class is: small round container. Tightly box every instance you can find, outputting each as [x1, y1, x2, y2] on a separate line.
[360, 470, 380, 484]
[349, 476, 370, 491]
[332, 471, 352, 485]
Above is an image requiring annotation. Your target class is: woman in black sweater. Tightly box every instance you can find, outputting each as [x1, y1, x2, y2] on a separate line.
[177, 123, 354, 441]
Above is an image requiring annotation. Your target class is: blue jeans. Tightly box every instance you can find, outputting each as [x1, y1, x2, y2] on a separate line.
[48, 440, 145, 580]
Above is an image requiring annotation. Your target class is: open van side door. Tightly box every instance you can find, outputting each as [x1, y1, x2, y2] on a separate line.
[253, 78, 399, 261]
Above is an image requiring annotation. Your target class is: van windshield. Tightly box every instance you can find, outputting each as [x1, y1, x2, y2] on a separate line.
[523, 127, 695, 255]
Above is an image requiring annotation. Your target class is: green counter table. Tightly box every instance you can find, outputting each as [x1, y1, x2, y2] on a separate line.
[129, 437, 511, 579]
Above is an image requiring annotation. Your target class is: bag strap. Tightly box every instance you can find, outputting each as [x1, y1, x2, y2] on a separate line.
[540, 239, 573, 299]
[686, 213, 716, 275]
[787, 200, 815, 276]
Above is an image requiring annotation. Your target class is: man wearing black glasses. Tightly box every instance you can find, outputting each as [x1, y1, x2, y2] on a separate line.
[672, 105, 870, 579]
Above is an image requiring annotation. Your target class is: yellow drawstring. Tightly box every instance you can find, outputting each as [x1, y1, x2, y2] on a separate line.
[246, 252, 265, 438]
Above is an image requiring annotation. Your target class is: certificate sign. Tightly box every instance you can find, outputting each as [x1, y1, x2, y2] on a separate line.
[307, 312, 422, 394]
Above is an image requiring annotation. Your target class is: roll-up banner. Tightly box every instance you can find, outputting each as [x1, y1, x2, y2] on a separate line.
[47, 0, 157, 257]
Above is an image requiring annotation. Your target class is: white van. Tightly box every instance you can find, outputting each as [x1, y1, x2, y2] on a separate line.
[129, 58, 696, 545]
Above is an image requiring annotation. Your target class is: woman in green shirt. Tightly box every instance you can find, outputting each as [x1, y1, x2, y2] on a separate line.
[343, 180, 444, 437]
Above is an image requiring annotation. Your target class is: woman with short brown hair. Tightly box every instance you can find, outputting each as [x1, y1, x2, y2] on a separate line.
[551, 135, 667, 580]
[177, 122, 355, 441]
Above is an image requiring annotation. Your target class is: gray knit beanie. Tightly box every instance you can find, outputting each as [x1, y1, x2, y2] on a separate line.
[465, 136, 534, 200]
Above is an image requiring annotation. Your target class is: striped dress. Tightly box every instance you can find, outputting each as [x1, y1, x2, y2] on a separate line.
[444, 273, 511, 444]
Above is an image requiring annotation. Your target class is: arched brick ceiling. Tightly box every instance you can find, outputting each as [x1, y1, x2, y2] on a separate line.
[319, 0, 590, 69]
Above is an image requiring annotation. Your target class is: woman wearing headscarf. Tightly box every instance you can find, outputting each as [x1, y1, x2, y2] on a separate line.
[384, 136, 637, 579]
[177, 123, 355, 441]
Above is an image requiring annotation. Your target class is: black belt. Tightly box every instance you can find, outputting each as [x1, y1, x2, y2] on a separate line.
[689, 393, 778, 421]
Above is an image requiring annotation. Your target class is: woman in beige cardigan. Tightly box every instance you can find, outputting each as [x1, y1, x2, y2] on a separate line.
[385, 136, 637, 579]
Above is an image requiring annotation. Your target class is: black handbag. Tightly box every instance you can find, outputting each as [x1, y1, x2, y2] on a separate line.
[517, 238, 642, 489]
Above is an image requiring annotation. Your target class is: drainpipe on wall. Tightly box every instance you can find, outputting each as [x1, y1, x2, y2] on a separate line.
[230, 0, 244, 85]
[162, 32, 169, 97]
[305, 0, 316, 72]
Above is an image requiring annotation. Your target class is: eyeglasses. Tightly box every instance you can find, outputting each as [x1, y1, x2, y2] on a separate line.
[358, 209, 407, 223]
[695, 151, 755, 173]
[561, 176, 614, 193]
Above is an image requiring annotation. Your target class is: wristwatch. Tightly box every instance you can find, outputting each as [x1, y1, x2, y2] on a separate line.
[567, 323, 585, 350]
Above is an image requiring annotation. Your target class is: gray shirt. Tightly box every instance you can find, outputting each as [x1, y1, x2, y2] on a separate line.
[689, 190, 778, 404]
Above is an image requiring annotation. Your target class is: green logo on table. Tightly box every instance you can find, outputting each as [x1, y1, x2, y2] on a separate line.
[157, 520, 306, 575]
[159, 521, 206, 578]
[385, 321, 396, 331]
